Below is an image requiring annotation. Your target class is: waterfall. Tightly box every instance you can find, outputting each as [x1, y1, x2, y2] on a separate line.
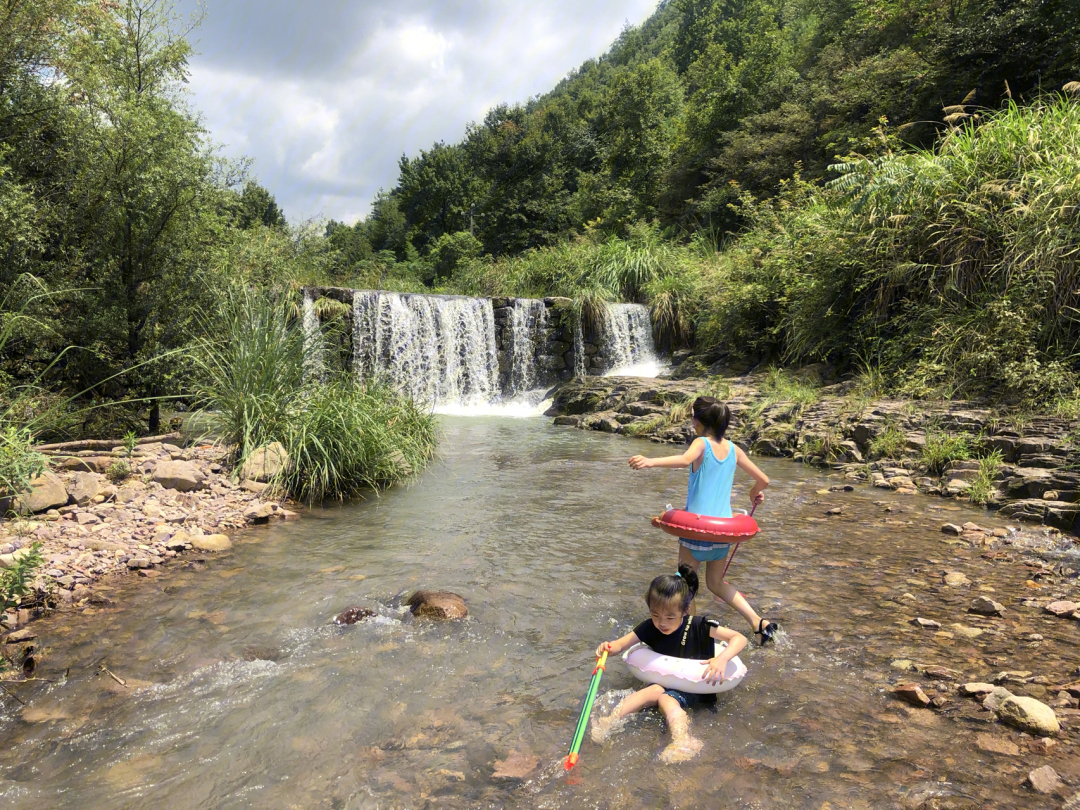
[505, 299, 550, 397]
[301, 290, 324, 379]
[572, 311, 586, 379]
[351, 290, 499, 407]
[600, 303, 663, 377]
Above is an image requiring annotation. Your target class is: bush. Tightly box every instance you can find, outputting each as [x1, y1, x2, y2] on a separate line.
[194, 287, 439, 503]
[1, 541, 43, 614]
[105, 459, 131, 483]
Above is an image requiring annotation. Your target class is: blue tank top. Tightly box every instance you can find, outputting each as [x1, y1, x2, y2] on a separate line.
[685, 438, 735, 518]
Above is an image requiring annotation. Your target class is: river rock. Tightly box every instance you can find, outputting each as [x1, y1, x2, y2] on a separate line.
[151, 460, 204, 492]
[334, 606, 375, 625]
[69, 471, 104, 506]
[406, 590, 468, 620]
[3, 628, 35, 643]
[960, 683, 995, 697]
[1026, 765, 1066, 795]
[1044, 600, 1078, 617]
[243, 502, 277, 522]
[894, 683, 931, 707]
[969, 596, 1005, 616]
[14, 470, 69, 514]
[239, 442, 289, 483]
[983, 687, 1014, 711]
[491, 750, 539, 782]
[943, 572, 971, 587]
[950, 624, 984, 639]
[974, 732, 1019, 756]
[912, 617, 941, 629]
[190, 534, 232, 551]
[997, 696, 1060, 736]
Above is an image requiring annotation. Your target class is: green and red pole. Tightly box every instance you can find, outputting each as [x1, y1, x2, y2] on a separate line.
[564, 649, 609, 771]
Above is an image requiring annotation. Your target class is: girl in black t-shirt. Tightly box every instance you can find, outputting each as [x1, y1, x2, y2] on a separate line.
[591, 564, 747, 763]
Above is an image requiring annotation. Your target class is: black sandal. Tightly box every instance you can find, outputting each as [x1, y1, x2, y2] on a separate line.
[755, 619, 778, 646]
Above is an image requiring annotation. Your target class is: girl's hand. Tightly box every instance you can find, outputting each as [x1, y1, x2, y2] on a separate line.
[701, 657, 727, 685]
[629, 455, 651, 470]
[595, 642, 612, 658]
[752, 490, 765, 506]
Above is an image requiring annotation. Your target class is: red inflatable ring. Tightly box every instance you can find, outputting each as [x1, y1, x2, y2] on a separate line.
[651, 509, 759, 543]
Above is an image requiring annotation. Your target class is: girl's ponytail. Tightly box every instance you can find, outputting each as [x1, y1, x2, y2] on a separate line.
[692, 396, 731, 440]
[645, 564, 699, 612]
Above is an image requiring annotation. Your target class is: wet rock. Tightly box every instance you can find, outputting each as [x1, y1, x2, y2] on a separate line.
[943, 572, 971, 587]
[894, 683, 931, 707]
[334, 606, 375, 626]
[151, 460, 204, 492]
[406, 590, 468, 620]
[1026, 765, 1066, 795]
[994, 671, 1032, 685]
[950, 624, 984, 639]
[969, 596, 1005, 616]
[1029, 737, 1057, 755]
[912, 617, 941, 629]
[924, 666, 961, 681]
[974, 732, 1019, 756]
[239, 442, 289, 483]
[825, 506, 843, 516]
[15, 470, 69, 514]
[243, 502, 277, 522]
[1044, 600, 1078, 617]
[998, 696, 1060, 736]
[3, 628, 35, 643]
[491, 750, 539, 782]
[190, 534, 231, 552]
[959, 683, 995, 697]
[983, 687, 1014, 711]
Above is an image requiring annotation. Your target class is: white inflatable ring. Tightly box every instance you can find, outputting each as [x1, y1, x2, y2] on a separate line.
[623, 641, 747, 694]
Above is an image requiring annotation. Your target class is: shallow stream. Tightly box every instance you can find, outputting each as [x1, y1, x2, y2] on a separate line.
[1, 417, 1077, 809]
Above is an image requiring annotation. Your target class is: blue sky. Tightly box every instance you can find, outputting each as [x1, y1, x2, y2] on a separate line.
[176, 1, 659, 224]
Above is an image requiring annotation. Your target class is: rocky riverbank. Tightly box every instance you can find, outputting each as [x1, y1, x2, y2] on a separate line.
[545, 375, 1080, 536]
[0, 435, 297, 647]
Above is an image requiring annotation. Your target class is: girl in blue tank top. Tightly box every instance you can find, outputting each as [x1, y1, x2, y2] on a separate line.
[629, 397, 779, 645]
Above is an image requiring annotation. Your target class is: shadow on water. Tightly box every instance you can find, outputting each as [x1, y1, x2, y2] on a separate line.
[0, 417, 1076, 809]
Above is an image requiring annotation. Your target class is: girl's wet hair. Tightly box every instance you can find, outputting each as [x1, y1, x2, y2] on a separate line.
[692, 396, 731, 439]
[645, 563, 699, 612]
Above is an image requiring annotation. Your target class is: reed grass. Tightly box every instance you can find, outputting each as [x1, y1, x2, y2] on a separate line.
[193, 286, 438, 503]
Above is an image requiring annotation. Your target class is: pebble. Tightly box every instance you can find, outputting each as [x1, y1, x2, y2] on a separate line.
[912, 617, 941, 629]
[943, 572, 971, 587]
[1027, 765, 1066, 795]
[969, 596, 1005, 616]
[893, 683, 931, 707]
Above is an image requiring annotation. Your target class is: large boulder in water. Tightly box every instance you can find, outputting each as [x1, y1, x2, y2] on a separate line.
[406, 590, 468, 620]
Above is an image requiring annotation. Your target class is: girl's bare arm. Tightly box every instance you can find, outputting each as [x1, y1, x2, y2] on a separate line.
[629, 437, 705, 470]
[701, 625, 748, 684]
[733, 444, 769, 504]
[595, 631, 640, 658]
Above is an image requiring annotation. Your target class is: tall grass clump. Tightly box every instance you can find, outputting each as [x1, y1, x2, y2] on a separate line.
[194, 287, 438, 503]
[921, 431, 971, 476]
[967, 449, 1003, 505]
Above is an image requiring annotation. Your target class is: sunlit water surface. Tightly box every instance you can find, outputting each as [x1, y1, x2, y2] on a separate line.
[1, 418, 1076, 809]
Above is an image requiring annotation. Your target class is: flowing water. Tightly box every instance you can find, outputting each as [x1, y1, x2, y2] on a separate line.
[1, 419, 1077, 809]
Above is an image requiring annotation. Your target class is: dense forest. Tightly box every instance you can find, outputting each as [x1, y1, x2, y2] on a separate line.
[2, 0, 1080, 437]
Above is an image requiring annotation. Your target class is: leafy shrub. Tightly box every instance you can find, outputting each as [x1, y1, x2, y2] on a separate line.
[105, 459, 131, 483]
[921, 431, 971, 476]
[968, 450, 1003, 505]
[1, 541, 43, 614]
[868, 422, 907, 459]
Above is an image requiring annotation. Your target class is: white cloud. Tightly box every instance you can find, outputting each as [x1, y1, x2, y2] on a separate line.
[181, 1, 660, 223]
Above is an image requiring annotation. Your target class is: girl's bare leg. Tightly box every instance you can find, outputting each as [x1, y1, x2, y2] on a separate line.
[656, 694, 703, 763]
[678, 545, 772, 635]
[591, 684, 664, 742]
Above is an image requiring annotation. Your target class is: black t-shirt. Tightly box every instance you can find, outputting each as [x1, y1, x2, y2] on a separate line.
[632, 615, 719, 660]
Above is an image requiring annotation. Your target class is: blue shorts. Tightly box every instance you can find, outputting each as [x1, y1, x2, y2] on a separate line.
[680, 539, 731, 563]
[662, 689, 702, 711]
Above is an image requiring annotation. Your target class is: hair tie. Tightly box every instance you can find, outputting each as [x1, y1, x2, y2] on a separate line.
[675, 571, 682, 578]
